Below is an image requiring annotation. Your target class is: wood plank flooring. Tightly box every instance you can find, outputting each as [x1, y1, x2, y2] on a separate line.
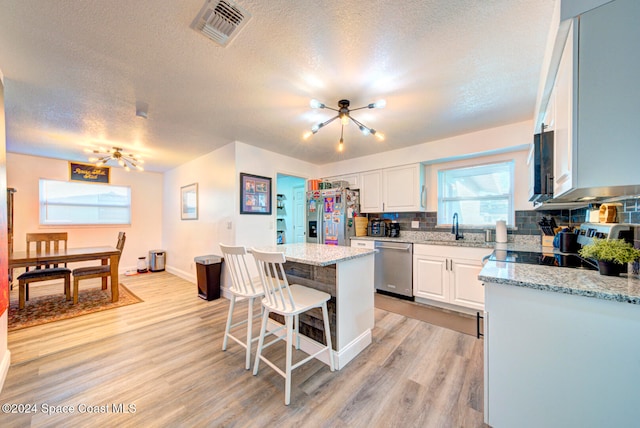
[1, 272, 487, 427]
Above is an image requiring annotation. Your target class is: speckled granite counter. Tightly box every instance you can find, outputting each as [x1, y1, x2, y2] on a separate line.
[480, 260, 640, 304]
[252, 242, 376, 266]
[351, 233, 536, 250]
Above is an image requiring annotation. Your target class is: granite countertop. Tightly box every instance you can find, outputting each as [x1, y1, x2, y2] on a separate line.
[351, 234, 522, 249]
[480, 260, 640, 305]
[251, 243, 376, 267]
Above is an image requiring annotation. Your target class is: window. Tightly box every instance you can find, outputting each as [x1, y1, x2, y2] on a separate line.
[39, 179, 131, 225]
[438, 161, 514, 226]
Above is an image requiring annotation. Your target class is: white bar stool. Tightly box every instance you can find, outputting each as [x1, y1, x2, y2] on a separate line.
[219, 244, 265, 370]
[251, 248, 334, 405]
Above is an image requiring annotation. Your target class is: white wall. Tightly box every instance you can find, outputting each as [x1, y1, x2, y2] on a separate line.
[162, 143, 237, 282]
[320, 120, 532, 176]
[425, 150, 531, 211]
[6, 153, 163, 272]
[317, 120, 532, 211]
[234, 142, 320, 248]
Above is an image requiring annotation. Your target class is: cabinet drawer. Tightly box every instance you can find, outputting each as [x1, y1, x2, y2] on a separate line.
[350, 239, 375, 249]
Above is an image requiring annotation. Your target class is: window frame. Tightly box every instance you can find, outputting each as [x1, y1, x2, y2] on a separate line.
[437, 160, 515, 227]
[39, 179, 132, 226]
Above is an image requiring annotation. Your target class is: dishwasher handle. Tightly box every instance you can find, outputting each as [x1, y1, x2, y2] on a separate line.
[375, 243, 413, 252]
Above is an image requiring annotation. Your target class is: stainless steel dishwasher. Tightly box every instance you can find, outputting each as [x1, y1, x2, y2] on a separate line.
[374, 241, 413, 299]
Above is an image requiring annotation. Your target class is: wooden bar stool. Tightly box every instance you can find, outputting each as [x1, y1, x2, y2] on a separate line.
[219, 244, 265, 370]
[251, 248, 334, 405]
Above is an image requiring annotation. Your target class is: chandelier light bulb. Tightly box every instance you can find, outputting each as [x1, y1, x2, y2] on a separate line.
[372, 130, 385, 141]
[338, 138, 344, 152]
[373, 99, 387, 109]
[96, 161, 104, 167]
[359, 126, 371, 136]
[310, 99, 325, 109]
[341, 114, 349, 126]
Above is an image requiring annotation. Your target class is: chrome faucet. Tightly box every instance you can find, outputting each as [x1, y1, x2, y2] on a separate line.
[452, 212, 464, 240]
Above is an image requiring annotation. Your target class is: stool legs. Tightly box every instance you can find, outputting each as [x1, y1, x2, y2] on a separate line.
[245, 297, 256, 370]
[222, 295, 236, 352]
[223, 295, 259, 370]
[284, 315, 293, 405]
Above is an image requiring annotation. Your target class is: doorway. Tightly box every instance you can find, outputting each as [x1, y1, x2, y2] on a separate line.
[276, 174, 307, 245]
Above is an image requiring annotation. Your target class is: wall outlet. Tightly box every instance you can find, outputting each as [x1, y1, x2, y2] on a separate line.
[226, 221, 232, 230]
[411, 221, 420, 229]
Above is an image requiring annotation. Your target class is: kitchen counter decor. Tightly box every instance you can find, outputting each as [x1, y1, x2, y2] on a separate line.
[578, 238, 640, 276]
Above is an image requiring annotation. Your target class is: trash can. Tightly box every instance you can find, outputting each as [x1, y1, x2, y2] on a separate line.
[194, 255, 223, 301]
[149, 250, 166, 272]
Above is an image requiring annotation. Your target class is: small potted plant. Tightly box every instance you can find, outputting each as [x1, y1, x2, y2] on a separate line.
[579, 238, 640, 276]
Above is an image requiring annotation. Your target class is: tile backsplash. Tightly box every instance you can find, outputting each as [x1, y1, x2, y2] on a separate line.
[367, 197, 640, 246]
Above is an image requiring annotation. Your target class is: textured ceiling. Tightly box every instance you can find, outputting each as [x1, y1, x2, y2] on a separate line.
[0, 0, 555, 172]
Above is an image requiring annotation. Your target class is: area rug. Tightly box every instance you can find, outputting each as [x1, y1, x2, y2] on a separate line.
[8, 285, 143, 332]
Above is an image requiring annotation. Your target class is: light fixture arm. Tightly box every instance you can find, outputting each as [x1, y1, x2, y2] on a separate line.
[86, 146, 145, 172]
[304, 98, 385, 148]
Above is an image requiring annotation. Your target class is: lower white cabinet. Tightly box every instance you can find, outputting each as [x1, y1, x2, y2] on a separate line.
[413, 244, 492, 311]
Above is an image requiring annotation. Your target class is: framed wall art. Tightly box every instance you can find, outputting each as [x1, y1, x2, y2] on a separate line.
[240, 173, 272, 215]
[181, 183, 198, 220]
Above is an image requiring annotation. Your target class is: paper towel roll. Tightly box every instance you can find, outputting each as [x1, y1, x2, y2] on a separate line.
[496, 220, 507, 243]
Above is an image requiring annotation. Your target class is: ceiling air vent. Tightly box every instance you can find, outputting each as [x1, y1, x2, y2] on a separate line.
[191, 0, 252, 47]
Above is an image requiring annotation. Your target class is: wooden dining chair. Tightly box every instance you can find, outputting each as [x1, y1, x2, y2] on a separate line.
[18, 232, 71, 309]
[71, 232, 126, 304]
[251, 248, 334, 405]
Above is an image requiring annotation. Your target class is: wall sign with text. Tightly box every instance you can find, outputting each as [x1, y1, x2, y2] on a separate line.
[69, 162, 110, 184]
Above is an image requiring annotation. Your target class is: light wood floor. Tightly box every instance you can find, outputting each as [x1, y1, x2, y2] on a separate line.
[1, 272, 486, 427]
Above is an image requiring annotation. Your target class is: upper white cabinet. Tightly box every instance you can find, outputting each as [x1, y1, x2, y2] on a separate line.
[538, 0, 640, 201]
[359, 170, 384, 212]
[324, 173, 360, 189]
[552, 21, 574, 197]
[360, 164, 426, 213]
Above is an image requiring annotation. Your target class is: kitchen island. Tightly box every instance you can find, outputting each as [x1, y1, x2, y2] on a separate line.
[479, 260, 640, 428]
[251, 243, 376, 370]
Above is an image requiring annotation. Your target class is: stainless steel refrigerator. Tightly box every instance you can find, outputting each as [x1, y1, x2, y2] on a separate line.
[306, 187, 360, 246]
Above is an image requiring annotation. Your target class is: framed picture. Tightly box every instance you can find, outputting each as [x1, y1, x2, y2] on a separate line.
[240, 173, 272, 215]
[181, 183, 198, 220]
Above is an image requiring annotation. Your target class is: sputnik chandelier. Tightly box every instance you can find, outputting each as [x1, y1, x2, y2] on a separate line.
[303, 98, 386, 152]
[85, 147, 145, 172]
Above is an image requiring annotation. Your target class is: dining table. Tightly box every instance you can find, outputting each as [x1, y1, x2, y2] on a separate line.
[8, 246, 122, 302]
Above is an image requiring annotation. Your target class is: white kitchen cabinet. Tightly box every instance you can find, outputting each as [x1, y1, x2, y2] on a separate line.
[360, 164, 426, 213]
[413, 254, 448, 302]
[359, 170, 384, 212]
[413, 244, 492, 311]
[537, 0, 640, 201]
[324, 173, 360, 189]
[552, 20, 574, 197]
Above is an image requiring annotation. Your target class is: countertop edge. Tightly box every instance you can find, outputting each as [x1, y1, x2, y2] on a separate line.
[479, 261, 640, 305]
